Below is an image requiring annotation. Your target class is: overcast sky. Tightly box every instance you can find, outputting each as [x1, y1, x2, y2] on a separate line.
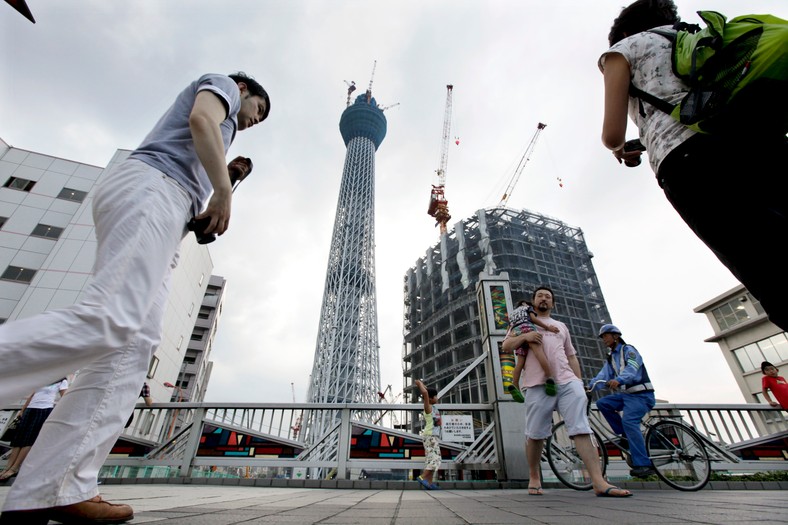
[2, 1, 785, 406]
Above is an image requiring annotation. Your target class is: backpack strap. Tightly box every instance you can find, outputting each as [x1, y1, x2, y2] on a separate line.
[628, 28, 679, 117]
[629, 84, 676, 116]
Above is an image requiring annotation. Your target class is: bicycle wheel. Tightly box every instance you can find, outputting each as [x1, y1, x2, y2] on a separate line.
[546, 421, 608, 491]
[645, 420, 711, 491]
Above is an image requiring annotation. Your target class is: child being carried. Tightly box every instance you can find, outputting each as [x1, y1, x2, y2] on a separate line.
[508, 300, 559, 401]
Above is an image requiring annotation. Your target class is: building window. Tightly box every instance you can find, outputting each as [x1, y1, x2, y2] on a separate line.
[711, 298, 750, 331]
[1, 266, 37, 283]
[190, 332, 204, 341]
[0, 217, 7, 229]
[4, 177, 36, 192]
[56, 187, 87, 203]
[31, 223, 65, 240]
[176, 335, 184, 350]
[147, 356, 159, 379]
[733, 332, 788, 373]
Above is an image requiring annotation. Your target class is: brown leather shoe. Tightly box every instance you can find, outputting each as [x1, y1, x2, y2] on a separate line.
[49, 496, 134, 524]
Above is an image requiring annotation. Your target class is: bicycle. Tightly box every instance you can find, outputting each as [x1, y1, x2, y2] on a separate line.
[545, 380, 712, 491]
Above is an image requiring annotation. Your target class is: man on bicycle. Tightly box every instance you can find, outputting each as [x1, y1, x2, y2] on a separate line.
[590, 324, 656, 478]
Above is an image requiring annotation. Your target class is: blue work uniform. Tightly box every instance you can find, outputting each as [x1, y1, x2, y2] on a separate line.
[589, 342, 656, 468]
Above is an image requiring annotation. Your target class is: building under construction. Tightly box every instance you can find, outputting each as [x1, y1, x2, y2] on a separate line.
[403, 207, 612, 403]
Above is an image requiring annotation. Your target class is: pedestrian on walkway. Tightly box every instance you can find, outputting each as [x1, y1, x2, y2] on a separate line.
[414, 379, 442, 490]
[0, 379, 68, 482]
[503, 286, 632, 497]
[761, 361, 788, 410]
[0, 71, 270, 524]
[599, 0, 788, 331]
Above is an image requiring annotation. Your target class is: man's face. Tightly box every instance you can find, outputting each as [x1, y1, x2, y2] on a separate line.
[601, 332, 616, 348]
[237, 88, 268, 131]
[533, 289, 553, 312]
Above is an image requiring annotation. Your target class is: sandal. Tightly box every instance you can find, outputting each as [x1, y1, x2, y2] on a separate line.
[507, 384, 525, 403]
[0, 468, 18, 481]
[596, 486, 633, 498]
[528, 486, 543, 496]
[544, 378, 557, 396]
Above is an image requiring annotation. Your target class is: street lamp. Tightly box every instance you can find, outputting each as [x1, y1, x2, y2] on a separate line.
[163, 382, 184, 402]
[163, 382, 185, 439]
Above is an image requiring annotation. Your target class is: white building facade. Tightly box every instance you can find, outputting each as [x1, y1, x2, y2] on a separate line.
[695, 284, 788, 406]
[0, 138, 217, 404]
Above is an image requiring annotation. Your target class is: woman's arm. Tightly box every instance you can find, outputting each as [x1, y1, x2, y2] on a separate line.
[601, 52, 631, 153]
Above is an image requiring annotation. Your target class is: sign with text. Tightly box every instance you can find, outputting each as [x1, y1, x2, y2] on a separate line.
[441, 415, 474, 442]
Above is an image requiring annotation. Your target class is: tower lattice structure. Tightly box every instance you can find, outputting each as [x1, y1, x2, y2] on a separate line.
[303, 89, 387, 446]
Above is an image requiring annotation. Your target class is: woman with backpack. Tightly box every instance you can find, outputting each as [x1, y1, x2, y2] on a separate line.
[599, 0, 788, 331]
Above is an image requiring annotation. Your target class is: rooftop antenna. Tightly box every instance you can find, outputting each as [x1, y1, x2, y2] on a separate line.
[344, 80, 356, 107]
[365, 60, 377, 104]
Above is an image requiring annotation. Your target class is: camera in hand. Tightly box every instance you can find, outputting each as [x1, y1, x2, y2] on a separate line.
[186, 156, 253, 245]
[623, 139, 646, 167]
[187, 216, 215, 244]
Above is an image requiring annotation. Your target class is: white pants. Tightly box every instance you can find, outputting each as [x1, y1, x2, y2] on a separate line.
[0, 159, 191, 511]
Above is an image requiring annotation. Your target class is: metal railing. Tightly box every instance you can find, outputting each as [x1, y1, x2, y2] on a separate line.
[2, 401, 786, 481]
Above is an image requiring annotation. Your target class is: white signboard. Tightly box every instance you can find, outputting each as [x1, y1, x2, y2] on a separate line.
[0, 410, 15, 440]
[441, 415, 474, 442]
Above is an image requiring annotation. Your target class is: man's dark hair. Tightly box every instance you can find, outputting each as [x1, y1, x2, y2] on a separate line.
[228, 71, 271, 122]
[608, 0, 680, 45]
[532, 285, 555, 302]
[427, 387, 438, 398]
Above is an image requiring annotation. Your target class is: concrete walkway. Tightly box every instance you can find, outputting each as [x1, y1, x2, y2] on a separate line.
[1, 484, 786, 524]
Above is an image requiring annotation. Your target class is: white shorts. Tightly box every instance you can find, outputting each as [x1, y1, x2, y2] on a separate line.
[524, 379, 592, 440]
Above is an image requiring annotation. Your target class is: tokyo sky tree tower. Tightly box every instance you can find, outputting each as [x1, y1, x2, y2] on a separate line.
[303, 78, 387, 446]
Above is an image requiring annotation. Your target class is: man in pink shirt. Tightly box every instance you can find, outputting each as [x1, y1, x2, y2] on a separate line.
[503, 286, 632, 498]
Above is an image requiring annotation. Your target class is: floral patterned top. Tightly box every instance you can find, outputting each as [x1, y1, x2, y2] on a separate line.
[599, 28, 698, 173]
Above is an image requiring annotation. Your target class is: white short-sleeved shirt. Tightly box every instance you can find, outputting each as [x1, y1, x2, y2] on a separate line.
[28, 379, 68, 409]
[599, 28, 697, 172]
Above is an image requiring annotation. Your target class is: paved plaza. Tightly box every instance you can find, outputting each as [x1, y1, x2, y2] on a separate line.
[1, 483, 786, 524]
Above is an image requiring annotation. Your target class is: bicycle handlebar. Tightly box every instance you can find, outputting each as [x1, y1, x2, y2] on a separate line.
[586, 379, 608, 393]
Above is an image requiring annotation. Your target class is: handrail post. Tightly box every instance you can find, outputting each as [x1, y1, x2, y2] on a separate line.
[179, 407, 206, 478]
[336, 406, 351, 480]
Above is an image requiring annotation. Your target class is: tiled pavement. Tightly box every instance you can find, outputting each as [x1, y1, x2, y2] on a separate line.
[1, 482, 786, 524]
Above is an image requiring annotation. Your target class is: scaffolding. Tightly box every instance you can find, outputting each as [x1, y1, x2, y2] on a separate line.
[402, 207, 612, 404]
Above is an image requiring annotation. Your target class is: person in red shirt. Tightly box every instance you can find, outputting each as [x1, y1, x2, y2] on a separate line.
[761, 361, 788, 410]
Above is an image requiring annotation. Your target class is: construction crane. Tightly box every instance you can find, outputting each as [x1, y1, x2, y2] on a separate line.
[343, 80, 356, 107]
[498, 122, 547, 207]
[374, 385, 402, 428]
[365, 60, 377, 104]
[427, 84, 454, 234]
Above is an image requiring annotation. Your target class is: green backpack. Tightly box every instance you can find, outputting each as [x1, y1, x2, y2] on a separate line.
[629, 11, 788, 135]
